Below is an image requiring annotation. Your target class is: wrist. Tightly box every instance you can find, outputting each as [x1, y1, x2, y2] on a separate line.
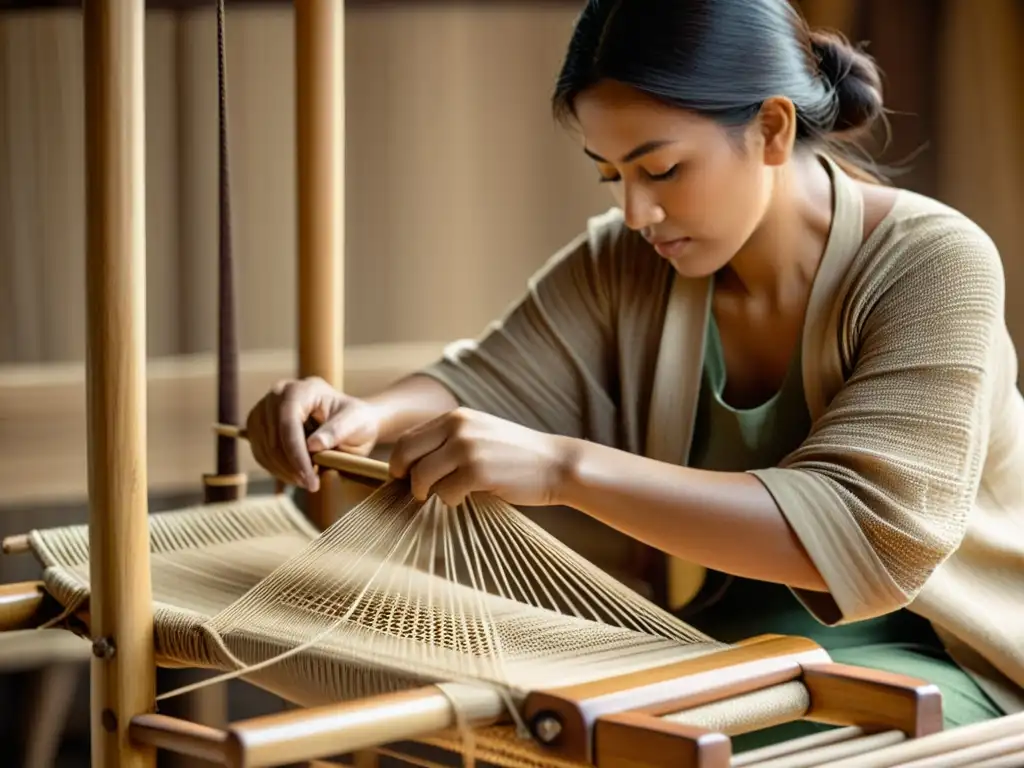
[362, 374, 460, 444]
[548, 435, 587, 508]
[359, 395, 402, 444]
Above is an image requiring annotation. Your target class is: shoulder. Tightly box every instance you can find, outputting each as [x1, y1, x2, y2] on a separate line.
[847, 189, 1005, 325]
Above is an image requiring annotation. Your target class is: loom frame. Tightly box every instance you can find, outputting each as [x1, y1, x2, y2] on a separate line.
[3, 1, 1024, 767]
[77, 0, 345, 764]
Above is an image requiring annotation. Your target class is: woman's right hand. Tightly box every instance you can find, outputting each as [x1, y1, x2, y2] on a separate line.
[245, 376, 382, 492]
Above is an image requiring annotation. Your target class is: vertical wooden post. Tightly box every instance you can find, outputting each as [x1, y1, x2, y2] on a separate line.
[82, 0, 156, 766]
[296, 0, 345, 530]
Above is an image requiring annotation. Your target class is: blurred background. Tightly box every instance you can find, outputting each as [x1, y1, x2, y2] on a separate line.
[0, 0, 1021, 765]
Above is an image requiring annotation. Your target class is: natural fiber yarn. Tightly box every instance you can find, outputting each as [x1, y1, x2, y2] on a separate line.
[23, 485, 812, 765]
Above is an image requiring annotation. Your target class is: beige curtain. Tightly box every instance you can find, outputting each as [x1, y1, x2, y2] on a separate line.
[802, 0, 1024, 346]
[0, 3, 611, 365]
[934, 0, 1024, 337]
[4, 2, 1021, 363]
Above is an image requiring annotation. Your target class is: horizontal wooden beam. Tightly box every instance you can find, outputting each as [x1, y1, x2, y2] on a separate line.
[0, 342, 444, 508]
[129, 684, 504, 768]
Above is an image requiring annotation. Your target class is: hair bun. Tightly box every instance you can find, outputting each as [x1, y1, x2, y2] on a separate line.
[810, 31, 883, 133]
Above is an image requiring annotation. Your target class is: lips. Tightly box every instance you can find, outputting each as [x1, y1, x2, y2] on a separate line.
[650, 237, 692, 259]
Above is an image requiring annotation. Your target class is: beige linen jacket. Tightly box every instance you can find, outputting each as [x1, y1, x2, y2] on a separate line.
[420, 156, 1024, 715]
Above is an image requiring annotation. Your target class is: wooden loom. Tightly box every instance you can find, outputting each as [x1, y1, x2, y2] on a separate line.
[2, 1, 1024, 767]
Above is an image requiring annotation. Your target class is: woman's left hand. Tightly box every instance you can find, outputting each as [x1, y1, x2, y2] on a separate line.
[388, 407, 575, 507]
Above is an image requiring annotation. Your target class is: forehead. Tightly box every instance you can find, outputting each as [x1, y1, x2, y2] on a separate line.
[572, 80, 717, 160]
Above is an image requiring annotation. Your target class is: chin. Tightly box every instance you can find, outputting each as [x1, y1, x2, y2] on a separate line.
[667, 259, 719, 279]
[660, 243, 727, 280]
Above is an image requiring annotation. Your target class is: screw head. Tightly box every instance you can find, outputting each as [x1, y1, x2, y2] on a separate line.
[92, 637, 116, 659]
[534, 715, 563, 744]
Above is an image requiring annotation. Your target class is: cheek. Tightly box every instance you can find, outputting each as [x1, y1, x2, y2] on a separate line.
[663, 153, 767, 240]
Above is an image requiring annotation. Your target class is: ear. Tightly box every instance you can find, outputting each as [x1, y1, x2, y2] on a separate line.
[755, 96, 797, 166]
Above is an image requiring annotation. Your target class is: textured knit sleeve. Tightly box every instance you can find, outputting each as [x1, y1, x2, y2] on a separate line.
[752, 219, 1006, 624]
[416, 209, 630, 445]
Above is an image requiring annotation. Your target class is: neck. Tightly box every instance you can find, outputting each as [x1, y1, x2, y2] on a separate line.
[719, 151, 835, 307]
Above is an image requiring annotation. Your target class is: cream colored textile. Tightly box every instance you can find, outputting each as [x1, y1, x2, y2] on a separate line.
[28, 490, 729, 705]
[23, 489, 820, 765]
[418, 155, 1024, 715]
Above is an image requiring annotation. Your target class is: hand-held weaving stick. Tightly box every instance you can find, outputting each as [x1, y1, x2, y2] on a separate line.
[213, 423, 392, 482]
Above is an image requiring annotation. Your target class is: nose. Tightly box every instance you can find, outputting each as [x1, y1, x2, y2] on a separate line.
[619, 183, 666, 231]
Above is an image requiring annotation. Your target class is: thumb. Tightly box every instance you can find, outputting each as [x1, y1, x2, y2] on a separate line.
[306, 406, 376, 454]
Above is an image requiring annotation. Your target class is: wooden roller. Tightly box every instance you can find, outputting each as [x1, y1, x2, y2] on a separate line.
[0, 581, 49, 630]
[124, 633, 947, 768]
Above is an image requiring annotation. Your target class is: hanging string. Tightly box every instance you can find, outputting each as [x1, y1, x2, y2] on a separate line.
[215, 0, 240, 483]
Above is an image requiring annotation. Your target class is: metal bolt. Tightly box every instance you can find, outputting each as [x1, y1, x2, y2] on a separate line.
[92, 636, 116, 659]
[533, 715, 563, 744]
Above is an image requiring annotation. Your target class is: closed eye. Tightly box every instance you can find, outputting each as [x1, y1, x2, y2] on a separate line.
[597, 164, 679, 184]
[647, 165, 678, 182]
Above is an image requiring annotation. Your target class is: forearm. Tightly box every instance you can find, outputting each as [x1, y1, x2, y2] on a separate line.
[364, 374, 459, 443]
[555, 437, 829, 592]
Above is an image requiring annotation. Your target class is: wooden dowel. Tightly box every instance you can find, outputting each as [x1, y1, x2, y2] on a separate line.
[921, 733, 1024, 768]
[228, 685, 501, 768]
[0, 581, 47, 631]
[826, 711, 1024, 768]
[129, 714, 239, 766]
[83, 0, 156, 764]
[214, 423, 391, 482]
[296, 0, 345, 530]
[974, 748, 1024, 768]
[2, 534, 31, 555]
[130, 685, 504, 768]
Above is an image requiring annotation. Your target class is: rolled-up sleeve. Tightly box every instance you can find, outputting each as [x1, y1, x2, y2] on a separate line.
[752, 224, 1005, 624]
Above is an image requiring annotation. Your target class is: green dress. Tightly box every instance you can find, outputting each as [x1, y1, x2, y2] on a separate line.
[683, 313, 1004, 751]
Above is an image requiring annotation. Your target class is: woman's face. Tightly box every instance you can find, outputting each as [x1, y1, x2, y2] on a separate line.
[572, 80, 777, 278]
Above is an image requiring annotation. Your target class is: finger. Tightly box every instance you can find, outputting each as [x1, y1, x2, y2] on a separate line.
[247, 401, 285, 481]
[271, 378, 293, 396]
[390, 419, 452, 479]
[277, 398, 319, 491]
[429, 467, 479, 508]
[259, 395, 302, 485]
[406, 442, 462, 502]
[304, 377, 344, 426]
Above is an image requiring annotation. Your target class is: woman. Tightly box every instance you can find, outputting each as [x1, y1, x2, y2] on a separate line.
[247, 0, 1024, 747]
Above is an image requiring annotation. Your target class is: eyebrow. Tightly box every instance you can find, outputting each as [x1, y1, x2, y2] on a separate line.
[583, 139, 677, 164]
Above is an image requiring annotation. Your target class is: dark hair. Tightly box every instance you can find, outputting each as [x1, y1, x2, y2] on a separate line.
[552, 0, 886, 176]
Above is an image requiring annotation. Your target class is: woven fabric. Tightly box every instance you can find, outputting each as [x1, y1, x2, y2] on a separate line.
[23, 490, 816, 750]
